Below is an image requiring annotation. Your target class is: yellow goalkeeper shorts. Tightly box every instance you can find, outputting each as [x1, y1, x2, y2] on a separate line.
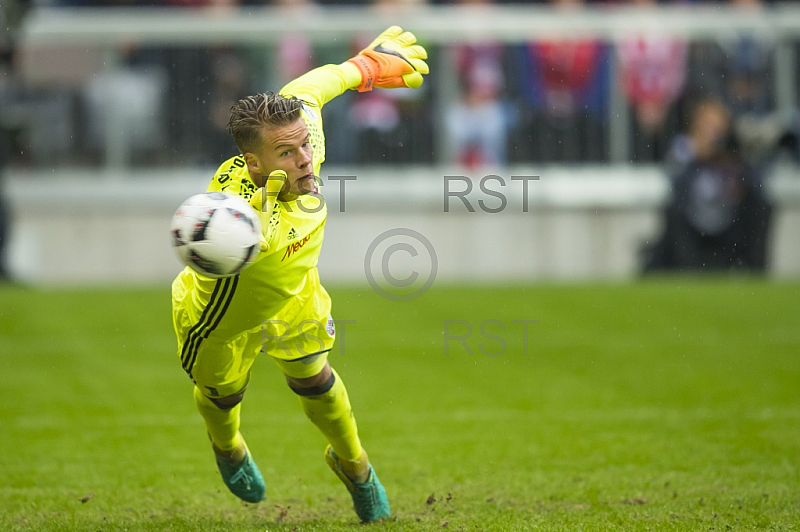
[171, 270, 335, 398]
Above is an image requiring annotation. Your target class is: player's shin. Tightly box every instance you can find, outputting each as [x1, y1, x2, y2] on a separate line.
[294, 368, 369, 482]
[193, 386, 243, 459]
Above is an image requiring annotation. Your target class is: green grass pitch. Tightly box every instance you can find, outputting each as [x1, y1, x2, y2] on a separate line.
[1, 279, 798, 531]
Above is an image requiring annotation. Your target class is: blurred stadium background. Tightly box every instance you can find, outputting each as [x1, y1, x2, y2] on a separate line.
[1, 0, 799, 284]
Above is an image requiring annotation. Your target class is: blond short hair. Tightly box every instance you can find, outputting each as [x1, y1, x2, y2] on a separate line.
[227, 92, 304, 154]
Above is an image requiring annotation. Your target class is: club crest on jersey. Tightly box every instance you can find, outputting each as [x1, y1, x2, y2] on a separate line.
[325, 316, 335, 338]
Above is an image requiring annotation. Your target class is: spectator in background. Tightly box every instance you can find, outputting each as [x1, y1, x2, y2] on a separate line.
[445, 41, 511, 168]
[513, 0, 609, 162]
[617, 0, 687, 162]
[444, 0, 512, 168]
[688, 0, 773, 118]
[644, 97, 773, 273]
[686, 0, 795, 168]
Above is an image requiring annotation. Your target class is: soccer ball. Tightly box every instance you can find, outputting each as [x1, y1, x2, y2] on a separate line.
[171, 192, 262, 278]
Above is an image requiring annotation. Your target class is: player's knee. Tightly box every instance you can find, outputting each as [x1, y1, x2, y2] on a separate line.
[286, 364, 335, 396]
[209, 392, 245, 410]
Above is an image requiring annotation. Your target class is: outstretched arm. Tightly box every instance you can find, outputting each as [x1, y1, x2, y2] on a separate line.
[279, 26, 429, 108]
[279, 62, 363, 110]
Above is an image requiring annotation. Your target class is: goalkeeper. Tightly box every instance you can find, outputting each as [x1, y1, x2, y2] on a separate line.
[170, 27, 428, 523]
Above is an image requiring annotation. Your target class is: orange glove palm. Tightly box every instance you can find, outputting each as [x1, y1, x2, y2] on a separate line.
[347, 26, 429, 92]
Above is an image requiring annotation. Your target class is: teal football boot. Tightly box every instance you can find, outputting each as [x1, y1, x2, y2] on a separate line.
[325, 445, 390, 522]
[214, 440, 265, 503]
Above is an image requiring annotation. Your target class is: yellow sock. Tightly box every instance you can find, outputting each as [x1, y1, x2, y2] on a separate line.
[298, 368, 363, 464]
[338, 447, 371, 484]
[193, 386, 242, 453]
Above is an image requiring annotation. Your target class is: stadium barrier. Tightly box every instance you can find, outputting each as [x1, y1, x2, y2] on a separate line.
[4, 165, 800, 283]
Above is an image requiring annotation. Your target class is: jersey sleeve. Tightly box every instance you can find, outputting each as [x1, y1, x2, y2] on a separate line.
[279, 63, 361, 110]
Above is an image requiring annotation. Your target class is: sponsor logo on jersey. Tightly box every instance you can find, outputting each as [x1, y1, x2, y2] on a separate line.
[287, 227, 298, 240]
[281, 225, 321, 262]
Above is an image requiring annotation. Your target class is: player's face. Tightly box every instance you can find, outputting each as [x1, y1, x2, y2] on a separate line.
[257, 118, 315, 198]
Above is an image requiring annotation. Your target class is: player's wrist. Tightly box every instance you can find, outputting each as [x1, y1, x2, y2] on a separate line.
[340, 61, 367, 91]
[346, 55, 381, 92]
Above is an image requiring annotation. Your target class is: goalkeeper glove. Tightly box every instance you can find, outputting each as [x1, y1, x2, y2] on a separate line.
[249, 170, 288, 252]
[347, 26, 429, 92]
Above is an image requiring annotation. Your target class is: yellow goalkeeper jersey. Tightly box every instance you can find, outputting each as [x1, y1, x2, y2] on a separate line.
[174, 64, 356, 339]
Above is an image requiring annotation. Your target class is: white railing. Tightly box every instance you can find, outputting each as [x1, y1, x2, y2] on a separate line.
[20, 5, 800, 44]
